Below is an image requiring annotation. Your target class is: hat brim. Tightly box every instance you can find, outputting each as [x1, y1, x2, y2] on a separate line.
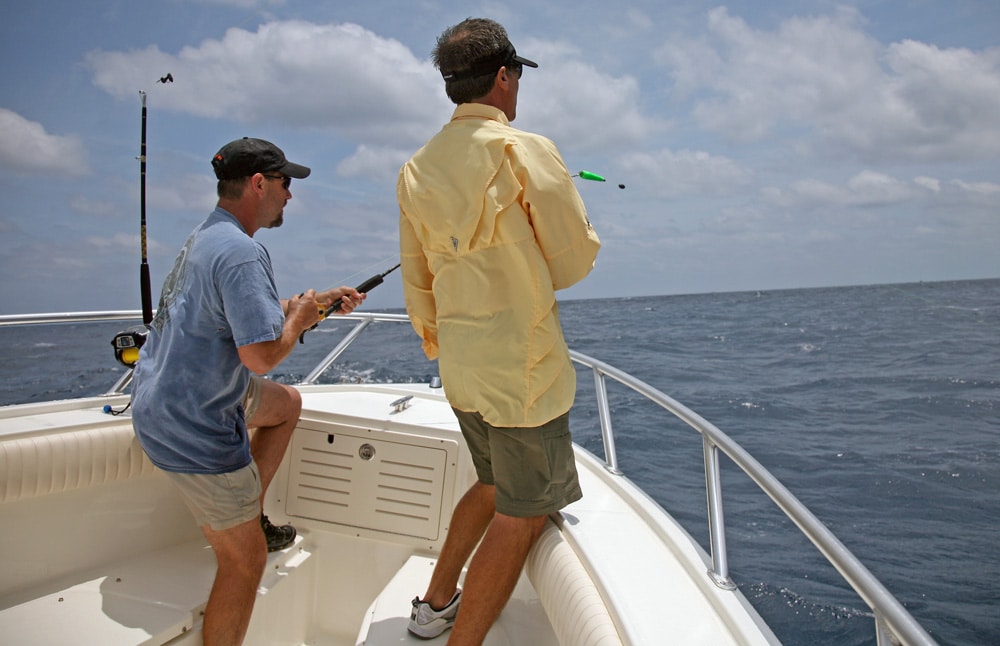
[276, 160, 311, 179]
[513, 54, 538, 69]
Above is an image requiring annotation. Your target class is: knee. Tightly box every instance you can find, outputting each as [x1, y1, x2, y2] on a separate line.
[217, 540, 267, 581]
[283, 384, 302, 417]
[494, 512, 549, 538]
[268, 383, 301, 426]
[528, 514, 549, 541]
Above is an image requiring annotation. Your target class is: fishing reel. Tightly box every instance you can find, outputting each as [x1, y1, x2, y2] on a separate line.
[111, 326, 148, 368]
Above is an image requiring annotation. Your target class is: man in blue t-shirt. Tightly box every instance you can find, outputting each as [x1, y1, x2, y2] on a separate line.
[131, 137, 364, 646]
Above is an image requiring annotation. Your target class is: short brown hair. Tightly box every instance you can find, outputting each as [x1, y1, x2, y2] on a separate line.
[433, 18, 509, 104]
[217, 177, 249, 200]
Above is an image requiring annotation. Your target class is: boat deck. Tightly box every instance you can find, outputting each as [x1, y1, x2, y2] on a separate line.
[0, 386, 779, 645]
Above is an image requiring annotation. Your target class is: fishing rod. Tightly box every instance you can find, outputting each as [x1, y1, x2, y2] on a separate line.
[111, 90, 156, 368]
[572, 170, 626, 190]
[299, 262, 401, 343]
[138, 91, 153, 325]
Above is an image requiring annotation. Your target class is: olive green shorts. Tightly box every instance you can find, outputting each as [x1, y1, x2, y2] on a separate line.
[452, 408, 582, 518]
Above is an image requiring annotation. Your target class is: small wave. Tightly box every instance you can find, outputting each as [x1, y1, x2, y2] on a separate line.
[741, 581, 876, 645]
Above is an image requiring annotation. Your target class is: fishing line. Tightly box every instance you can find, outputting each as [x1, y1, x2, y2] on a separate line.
[299, 260, 402, 343]
[320, 253, 399, 294]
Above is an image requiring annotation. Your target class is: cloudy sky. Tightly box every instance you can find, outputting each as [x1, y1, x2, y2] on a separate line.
[1, 0, 998, 314]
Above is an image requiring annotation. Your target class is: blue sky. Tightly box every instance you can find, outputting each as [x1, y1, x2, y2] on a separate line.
[1, 0, 998, 314]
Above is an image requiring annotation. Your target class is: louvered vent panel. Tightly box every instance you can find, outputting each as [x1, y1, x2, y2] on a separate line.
[286, 427, 451, 541]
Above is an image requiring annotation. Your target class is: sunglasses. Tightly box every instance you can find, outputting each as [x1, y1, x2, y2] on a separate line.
[262, 174, 292, 190]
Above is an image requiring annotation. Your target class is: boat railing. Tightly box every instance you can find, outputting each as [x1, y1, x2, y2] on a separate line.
[569, 351, 936, 646]
[0, 310, 936, 646]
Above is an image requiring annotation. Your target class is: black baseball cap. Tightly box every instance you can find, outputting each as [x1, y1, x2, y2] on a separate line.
[441, 42, 538, 81]
[211, 137, 311, 180]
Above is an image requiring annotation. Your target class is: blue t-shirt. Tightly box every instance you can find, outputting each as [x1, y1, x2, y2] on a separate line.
[131, 207, 285, 474]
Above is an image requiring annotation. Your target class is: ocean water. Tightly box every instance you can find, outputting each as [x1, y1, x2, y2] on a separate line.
[1, 278, 997, 645]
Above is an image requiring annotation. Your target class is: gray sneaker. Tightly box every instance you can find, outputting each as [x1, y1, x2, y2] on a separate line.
[408, 591, 461, 639]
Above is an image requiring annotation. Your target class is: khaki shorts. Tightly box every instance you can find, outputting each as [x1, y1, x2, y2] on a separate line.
[164, 377, 265, 531]
[243, 374, 263, 423]
[453, 408, 582, 518]
[165, 460, 262, 531]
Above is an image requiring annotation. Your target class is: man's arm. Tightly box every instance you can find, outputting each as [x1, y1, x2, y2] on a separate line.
[239, 287, 364, 374]
[519, 138, 601, 290]
[399, 208, 440, 360]
[237, 291, 320, 374]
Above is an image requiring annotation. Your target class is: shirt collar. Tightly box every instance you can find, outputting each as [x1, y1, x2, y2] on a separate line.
[212, 205, 250, 236]
[450, 103, 510, 127]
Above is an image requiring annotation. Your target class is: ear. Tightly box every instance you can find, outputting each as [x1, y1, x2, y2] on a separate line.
[250, 172, 266, 195]
[496, 66, 511, 89]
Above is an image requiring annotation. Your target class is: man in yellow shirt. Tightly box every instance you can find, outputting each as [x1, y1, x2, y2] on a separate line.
[397, 17, 601, 644]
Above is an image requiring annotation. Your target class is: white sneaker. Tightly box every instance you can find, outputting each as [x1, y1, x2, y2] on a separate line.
[408, 591, 462, 639]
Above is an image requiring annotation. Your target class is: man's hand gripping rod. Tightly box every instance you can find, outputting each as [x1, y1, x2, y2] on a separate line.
[299, 263, 401, 343]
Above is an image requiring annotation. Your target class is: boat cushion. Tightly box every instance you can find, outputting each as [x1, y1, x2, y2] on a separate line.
[526, 519, 623, 645]
[0, 423, 155, 504]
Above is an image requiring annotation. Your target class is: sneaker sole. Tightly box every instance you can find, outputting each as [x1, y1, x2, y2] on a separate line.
[407, 620, 454, 639]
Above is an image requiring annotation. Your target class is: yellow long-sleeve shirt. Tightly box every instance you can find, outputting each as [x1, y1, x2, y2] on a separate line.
[397, 103, 601, 428]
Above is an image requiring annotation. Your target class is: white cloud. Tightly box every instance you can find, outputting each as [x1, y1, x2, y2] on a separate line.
[84, 232, 146, 252]
[914, 176, 941, 192]
[71, 196, 118, 217]
[952, 179, 1000, 196]
[655, 6, 1000, 162]
[336, 144, 411, 184]
[85, 21, 451, 147]
[762, 171, 1000, 210]
[518, 39, 668, 153]
[614, 148, 753, 198]
[185, 0, 285, 7]
[84, 20, 668, 176]
[148, 173, 218, 213]
[0, 108, 89, 176]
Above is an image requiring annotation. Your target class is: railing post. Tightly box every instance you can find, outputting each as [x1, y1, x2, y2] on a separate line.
[591, 368, 622, 475]
[105, 369, 134, 396]
[704, 436, 736, 590]
[301, 319, 373, 384]
[875, 611, 897, 646]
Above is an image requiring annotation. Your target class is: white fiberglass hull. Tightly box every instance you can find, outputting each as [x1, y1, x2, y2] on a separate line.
[0, 383, 777, 645]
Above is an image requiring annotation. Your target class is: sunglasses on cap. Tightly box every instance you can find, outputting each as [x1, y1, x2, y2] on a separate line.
[441, 43, 538, 82]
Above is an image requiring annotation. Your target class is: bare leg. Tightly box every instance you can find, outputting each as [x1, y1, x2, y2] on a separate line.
[200, 517, 268, 646]
[447, 512, 548, 645]
[247, 380, 301, 504]
[422, 481, 496, 609]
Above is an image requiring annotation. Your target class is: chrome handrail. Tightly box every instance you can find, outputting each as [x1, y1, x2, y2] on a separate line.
[0, 310, 147, 326]
[568, 350, 937, 646]
[0, 310, 937, 645]
[299, 312, 410, 384]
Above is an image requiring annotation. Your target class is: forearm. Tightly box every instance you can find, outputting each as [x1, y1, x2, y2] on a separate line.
[239, 292, 318, 374]
[237, 321, 304, 375]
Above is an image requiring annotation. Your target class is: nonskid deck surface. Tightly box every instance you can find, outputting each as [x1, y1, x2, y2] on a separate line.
[357, 554, 559, 646]
[0, 387, 778, 646]
[0, 534, 308, 645]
